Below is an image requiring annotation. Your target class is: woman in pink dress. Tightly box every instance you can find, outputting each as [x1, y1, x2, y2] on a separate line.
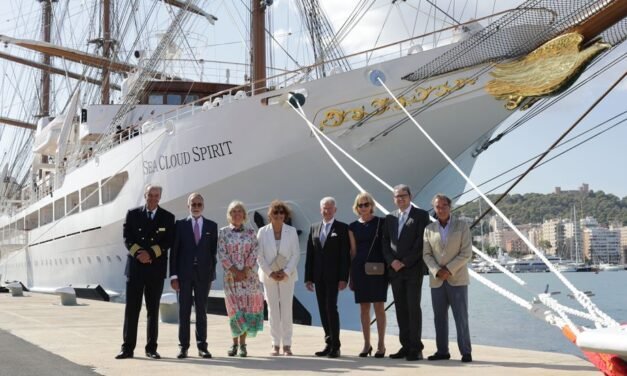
[218, 200, 264, 357]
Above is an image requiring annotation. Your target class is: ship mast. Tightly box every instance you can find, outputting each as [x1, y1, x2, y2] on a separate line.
[38, 0, 56, 117]
[101, 0, 112, 104]
[251, 0, 267, 95]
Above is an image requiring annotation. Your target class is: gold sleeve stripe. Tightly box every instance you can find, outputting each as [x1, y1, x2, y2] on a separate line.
[151, 245, 162, 258]
[129, 244, 141, 256]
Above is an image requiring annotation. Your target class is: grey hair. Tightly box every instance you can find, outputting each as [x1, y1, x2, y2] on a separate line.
[187, 192, 204, 204]
[393, 184, 411, 196]
[320, 196, 336, 207]
[432, 193, 452, 207]
[145, 184, 163, 196]
[226, 200, 248, 223]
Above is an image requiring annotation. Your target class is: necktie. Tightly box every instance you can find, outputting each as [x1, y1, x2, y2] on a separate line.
[320, 222, 330, 246]
[398, 211, 406, 235]
[147, 210, 153, 220]
[193, 219, 201, 245]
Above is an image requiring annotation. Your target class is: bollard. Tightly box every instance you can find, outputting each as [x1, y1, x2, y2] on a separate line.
[8, 282, 23, 297]
[160, 293, 179, 324]
[56, 286, 77, 306]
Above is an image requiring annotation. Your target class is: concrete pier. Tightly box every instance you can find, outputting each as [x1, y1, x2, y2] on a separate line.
[0, 292, 597, 375]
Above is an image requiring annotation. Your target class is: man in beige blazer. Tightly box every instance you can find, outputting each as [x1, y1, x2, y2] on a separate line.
[423, 194, 473, 363]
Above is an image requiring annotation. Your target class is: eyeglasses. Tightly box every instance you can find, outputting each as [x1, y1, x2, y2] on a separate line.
[272, 210, 285, 215]
[357, 202, 371, 208]
[394, 194, 409, 199]
[190, 203, 203, 208]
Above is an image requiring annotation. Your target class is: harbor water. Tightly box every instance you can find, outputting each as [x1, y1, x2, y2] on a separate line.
[352, 270, 627, 357]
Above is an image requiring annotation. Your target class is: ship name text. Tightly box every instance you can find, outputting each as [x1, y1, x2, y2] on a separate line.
[143, 140, 233, 175]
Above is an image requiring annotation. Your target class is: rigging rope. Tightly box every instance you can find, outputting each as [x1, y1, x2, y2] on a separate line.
[376, 76, 619, 329]
[286, 94, 541, 323]
[471, 70, 627, 228]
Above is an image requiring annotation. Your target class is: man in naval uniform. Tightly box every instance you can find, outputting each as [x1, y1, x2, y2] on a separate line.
[116, 184, 175, 360]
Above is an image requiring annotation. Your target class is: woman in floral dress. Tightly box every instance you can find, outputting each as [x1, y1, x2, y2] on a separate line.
[218, 200, 264, 357]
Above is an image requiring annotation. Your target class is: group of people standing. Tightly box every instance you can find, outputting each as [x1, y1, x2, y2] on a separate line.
[115, 183, 473, 364]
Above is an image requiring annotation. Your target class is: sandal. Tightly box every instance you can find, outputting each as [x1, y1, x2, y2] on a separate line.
[283, 346, 293, 356]
[227, 344, 238, 357]
[239, 344, 247, 357]
[270, 346, 280, 356]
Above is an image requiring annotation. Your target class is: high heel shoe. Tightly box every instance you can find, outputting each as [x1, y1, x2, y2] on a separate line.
[239, 344, 248, 357]
[359, 345, 373, 358]
[227, 344, 238, 357]
[374, 347, 386, 358]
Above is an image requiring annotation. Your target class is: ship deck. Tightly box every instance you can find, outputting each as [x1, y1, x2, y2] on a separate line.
[0, 292, 597, 375]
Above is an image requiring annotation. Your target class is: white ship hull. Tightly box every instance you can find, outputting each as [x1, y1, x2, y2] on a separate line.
[0, 46, 513, 324]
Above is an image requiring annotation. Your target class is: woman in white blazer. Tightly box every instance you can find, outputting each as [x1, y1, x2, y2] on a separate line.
[257, 200, 300, 356]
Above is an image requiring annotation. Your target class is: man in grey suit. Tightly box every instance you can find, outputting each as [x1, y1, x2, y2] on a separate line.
[382, 184, 430, 361]
[423, 194, 473, 363]
[170, 193, 218, 359]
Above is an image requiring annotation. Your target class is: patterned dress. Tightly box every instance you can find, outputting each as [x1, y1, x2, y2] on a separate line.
[218, 225, 265, 338]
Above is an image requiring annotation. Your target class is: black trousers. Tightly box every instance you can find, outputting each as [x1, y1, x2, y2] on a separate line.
[178, 267, 210, 350]
[390, 275, 423, 351]
[122, 274, 164, 352]
[315, 280, 341, 349]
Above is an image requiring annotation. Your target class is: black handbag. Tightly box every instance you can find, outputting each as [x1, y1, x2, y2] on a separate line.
[364, 218, 384, 276]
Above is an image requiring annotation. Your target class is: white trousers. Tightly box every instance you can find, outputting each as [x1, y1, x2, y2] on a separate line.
[263, 277, 295, 347]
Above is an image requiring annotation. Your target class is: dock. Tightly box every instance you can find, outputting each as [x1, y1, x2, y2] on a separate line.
[0, 292, 597, 375]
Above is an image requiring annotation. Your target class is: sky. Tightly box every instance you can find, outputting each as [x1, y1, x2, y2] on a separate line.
[0, 0, 625, 200]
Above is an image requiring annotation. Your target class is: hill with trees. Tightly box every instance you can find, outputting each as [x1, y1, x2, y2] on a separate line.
[454, 190, 627, 227]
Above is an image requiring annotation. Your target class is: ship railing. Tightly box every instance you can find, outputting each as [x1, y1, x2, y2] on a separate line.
[91, 9, 518, 157]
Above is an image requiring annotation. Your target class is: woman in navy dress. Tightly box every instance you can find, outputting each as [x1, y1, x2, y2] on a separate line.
[348, 192, 388, 358]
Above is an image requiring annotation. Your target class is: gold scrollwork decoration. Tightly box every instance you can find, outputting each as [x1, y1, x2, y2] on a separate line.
[319, 76, 476, 128]
[320, 109, 346, 129]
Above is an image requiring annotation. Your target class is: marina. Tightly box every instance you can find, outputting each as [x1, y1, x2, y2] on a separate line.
[0, 292, 597, 376]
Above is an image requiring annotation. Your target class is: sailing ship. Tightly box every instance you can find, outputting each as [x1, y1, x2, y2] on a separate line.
[0, 0, 625, 372]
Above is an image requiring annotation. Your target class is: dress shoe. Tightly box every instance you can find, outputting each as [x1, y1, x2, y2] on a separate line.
[389, 348, 407, 359]
[145, 350, 161, 359]
[461, 353, 473, 363]
[327, 348, 341, 358]
[359, 345, 372, 357]
[177, 349, 188, 359]
[198, 349, 212, 359]
[374, 348, 386, 358]
[427, 352, 450, 361]
[315, 346, 331, 357]
[115, 350, 133, 359]
[406, 349, 421, 361]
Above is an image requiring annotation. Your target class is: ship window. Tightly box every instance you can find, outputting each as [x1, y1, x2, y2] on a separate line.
[81, 183, 99, 210]
[40, 203, 53, 226]
[25, 211, 39, 230]
[184, 94, 199, 104]
[54, 198, 65, 220]
[116, 255, 122, 262]
[67, 191, 80, 215]
[166, 94, 182, 105]
[101, 172, 129, 204]
[17, 218, 24, 231]
[148, 94, 164, 105]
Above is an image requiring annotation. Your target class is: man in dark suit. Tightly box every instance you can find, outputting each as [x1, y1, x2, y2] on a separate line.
[381, 184, 430, 361]
[116, 185, 175, 360]
[305, 196, 350, 358]
[170, 193, 218, 359]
